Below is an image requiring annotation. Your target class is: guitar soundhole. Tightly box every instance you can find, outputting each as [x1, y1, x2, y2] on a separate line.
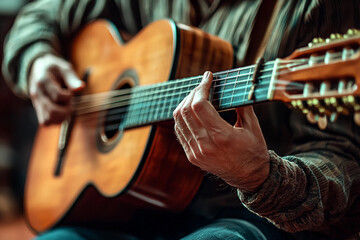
[97, 69, 139, 153]
[103, 83, 131, 140]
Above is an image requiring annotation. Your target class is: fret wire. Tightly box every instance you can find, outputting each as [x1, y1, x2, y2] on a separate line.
[81, 57, 332, 127]
[82, 75, 272, 115]
[76, 63, 279, 117]
[78, 81, 271, 123]
[74, 67, 264, 110]
[75, 59, 310, 107]
[75, 69, 276, 113]
[78, 57, 330, 127]
[219, 70, 228, 108]
[167, 80, 176, 118]
[76, 78, 272, 116]
[81, 88, 272, 131]
[86, 89, 272, 130]
[230, 69, 239, 108]
[244, 67, 252, 106]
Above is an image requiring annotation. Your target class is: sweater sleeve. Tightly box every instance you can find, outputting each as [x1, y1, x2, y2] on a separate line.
[238, 115, 360, 239]
[2, 0, 117, 98]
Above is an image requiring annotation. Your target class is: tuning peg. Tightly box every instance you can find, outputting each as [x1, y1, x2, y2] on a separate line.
[344, 29, 360, 38]
[325, 33, 343, 42]
[308, 37, 325, 47]
[330, 33, 343, 39]
[347, 29, 360, 36]
[355, 112, 360, 126]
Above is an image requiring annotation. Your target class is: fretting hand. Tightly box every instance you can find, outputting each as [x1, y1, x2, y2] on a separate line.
[173, 71, 270, 192]
[29, 54, 85, 125]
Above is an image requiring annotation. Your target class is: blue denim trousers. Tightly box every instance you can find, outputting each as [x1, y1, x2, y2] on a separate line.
[35, 218, 284, 240]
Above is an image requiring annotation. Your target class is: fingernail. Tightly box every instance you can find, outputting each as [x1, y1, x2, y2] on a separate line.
[204, 71, 210, 79]
[71, 78, 84, 89]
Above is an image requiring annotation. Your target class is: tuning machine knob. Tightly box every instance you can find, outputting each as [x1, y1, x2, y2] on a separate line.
[308, 37, 325, 47]
[344, 29, 360, 38]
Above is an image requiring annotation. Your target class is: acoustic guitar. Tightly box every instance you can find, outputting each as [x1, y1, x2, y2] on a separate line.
[25, 19, 360, 233]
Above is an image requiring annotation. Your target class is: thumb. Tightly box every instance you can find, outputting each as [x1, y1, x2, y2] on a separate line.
[59, 64, 85, 92]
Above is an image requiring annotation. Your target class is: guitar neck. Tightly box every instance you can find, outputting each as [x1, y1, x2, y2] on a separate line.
[124, 61, 276, 128]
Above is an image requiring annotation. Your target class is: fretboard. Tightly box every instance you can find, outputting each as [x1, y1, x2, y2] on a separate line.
[124, 61, 275, 128]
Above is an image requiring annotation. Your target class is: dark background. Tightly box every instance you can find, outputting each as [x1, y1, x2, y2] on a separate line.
[0, 0, 37, 222]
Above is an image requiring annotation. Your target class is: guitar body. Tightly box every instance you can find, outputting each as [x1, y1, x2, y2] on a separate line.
[25, 19, 234, 233]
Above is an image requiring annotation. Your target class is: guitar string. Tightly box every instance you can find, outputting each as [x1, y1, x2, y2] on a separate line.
[73, 59, 307, 107]
[73, 52, 346, 127]
[79, 84, 298, 132]
[76, 78, 281, 118]
[74, 63, 309, 116]
[72, 53, 319, 117]
[73, 52, 343, 106]
[73, 51, 336, 120]
[76, 80, 296, 129]
[73, 60, 308, 113]
[73, 54, 341, 111]
[75, 74, 272, 116]
[78, 78, 298, 119]
[77, 87, 270, 131]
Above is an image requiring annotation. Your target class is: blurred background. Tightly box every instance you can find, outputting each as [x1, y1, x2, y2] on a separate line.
[0, 0, 37, 239]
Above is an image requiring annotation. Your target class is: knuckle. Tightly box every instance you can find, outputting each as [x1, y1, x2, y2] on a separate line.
[42, 113, 51, 126]
[173, 109, 180, 119]
[191, 100, 205, 112]
[180, 105, 192, 118]
[199, 144, 213, 156]
[51, 91, 62, 102]
[29, 90, 38, 100]
[36, 78, 46, 88]
[194, 133, 206, 142]
[187, 155, 197, 165]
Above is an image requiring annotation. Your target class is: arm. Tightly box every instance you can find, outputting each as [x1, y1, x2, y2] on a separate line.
[2, 0, 134, 125]
[238, 115, 360, 238]
[173, 71, 360, 239]
[2, 0, 113, 98]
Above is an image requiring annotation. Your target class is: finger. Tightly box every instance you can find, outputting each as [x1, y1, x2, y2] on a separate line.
[191, 72, 232, 134]
[42, 73, 72, 104]
[34, 85, 72, 125]
[173, 95, 200, 155]
[56, 63, 85, 92]
[235, 106, 258, 131]
[192, 71, 212, 102]
[174, 123, 196, 163]
[234, 108, 244, 128]
[181, 84, 214, 148]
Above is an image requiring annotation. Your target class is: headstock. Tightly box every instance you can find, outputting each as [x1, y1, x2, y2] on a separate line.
[271, 29, 360, 128]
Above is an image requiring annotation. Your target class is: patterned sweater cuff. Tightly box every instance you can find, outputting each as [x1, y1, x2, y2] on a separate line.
[17, 42, 56, 98]
[237, 150, 323, 232]
[237, 150, 284, 212]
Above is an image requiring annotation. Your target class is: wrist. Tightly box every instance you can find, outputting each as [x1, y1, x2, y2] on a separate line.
[226, 151, 270, 193]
